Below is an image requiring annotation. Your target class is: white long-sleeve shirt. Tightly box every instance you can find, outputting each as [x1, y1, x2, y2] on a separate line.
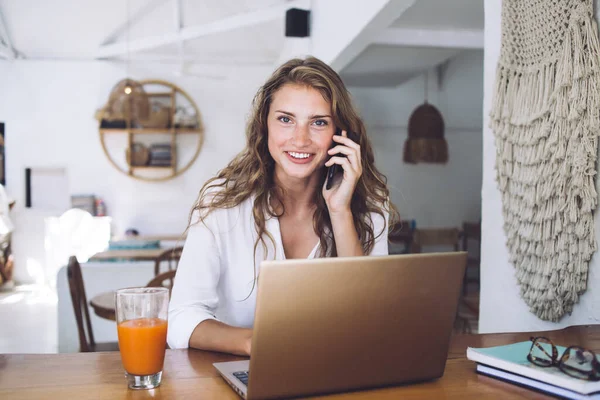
[167, 196, 389, 349]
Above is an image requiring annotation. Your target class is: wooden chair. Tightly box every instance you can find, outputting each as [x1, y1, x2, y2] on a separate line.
[67, 256, 119, 352]
[146, 269, 177, 295]
[154, 246, 183, 276]
[388, 219, 415, 254]
[408, 228, 473, 334]
[458, 221, 482, 334]
[410, 228, 461, 253]
[461, 221, 481, 295]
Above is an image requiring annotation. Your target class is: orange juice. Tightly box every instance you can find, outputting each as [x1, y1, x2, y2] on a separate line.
[117, 317, 168, 376]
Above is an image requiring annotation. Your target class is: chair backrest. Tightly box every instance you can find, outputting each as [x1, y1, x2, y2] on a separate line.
[462, 221, 481, 253]
[411, 228, 461, 253]
[146, 269, 177, 295]
[154, 246, 183, 276]
[67, 256, 95, 352]
[388, 219, 416, 254]
[461, 221, 482, 295]
[388, 219, 415, 241]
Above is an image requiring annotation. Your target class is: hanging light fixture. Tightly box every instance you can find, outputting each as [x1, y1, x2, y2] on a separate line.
[123, 0, 134, 95]
[403, 71, 448, 164]
[114, 0, 148, 123]
[96, 0, 149, 126]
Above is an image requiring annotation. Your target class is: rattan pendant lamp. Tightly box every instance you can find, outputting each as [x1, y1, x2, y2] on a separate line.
[403, 71, 448, 164]
[106, 0, 149, 125]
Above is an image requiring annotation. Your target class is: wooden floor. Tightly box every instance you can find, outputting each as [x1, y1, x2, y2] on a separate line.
[0, 284, 58, 353]
[455, 281, 480, 335]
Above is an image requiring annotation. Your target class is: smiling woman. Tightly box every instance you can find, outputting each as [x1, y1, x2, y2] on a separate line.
[167, 56, 398, 355]
[267, 84, 335, 178]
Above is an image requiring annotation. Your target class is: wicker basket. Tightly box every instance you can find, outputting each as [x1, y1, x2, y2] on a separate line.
[126, 143, 150, 166]
[138, 105, 170, 129]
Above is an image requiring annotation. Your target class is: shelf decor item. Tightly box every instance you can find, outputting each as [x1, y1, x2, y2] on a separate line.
[138, 102, 170, 129]
[126, 143, 150, 167]
[148, 143, 172, 167]
[97, 79, 204, 182]
[490, 0, 600, 321]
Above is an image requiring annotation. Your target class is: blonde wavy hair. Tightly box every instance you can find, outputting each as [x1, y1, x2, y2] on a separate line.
[190, 56, 397, 267]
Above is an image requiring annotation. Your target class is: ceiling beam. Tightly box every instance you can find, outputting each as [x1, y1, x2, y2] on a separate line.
[311, 0, 417, 72]
[96, 0, 305, 59]
[0, 45, 15, 60]
[100, 0, 168, 46]
[374, 28, 484, 49]
[0, 7, 17, 60]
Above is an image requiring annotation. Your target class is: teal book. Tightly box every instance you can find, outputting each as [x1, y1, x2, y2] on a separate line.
[467, 341, 600, 399]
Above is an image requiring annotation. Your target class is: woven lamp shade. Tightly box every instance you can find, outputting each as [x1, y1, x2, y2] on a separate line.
[403, 103, 448, 164]
[105, 78, 150, 123]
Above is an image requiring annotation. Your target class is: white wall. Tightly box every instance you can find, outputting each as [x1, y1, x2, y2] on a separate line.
[479, 0, 600, 333]
[350, 50, 483, 230]
[0, 49, 484, 283]
[0, 60, 272, 283]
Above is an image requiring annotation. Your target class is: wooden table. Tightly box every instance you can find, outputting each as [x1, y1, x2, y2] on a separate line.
[90, 291, 116, 321]
[89, 248, 166, 262]
[1, 325, 599, 399]
[111, 235, 187, 242]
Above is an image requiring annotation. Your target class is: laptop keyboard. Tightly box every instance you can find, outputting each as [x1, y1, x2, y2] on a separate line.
[233, 370, 249, 386]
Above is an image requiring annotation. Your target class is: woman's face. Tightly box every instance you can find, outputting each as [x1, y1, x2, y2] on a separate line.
[267, 83, 335, 183]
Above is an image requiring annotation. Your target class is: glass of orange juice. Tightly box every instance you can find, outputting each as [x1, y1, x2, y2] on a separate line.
[115, 287, 169, 389]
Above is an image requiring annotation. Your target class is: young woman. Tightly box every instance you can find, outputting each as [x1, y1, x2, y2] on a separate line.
[167, 56, 396, 355]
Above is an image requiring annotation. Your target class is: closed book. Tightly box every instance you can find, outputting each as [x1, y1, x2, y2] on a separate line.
[467, 342, 600, 396]
[476, 364, 600, 400]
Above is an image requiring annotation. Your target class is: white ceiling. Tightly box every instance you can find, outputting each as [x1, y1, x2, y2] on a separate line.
[341, 46, 462, 87]
[0, 0, 285, 63]
[392, 0, 484, 30]
[0, 0, 484, 87]
[340, 0, 484, 87]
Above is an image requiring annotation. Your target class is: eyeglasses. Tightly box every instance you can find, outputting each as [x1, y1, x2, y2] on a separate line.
[527, 336, 600, 381]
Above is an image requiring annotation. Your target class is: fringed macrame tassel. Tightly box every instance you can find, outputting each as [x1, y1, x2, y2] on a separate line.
[492, 0, 600, 322]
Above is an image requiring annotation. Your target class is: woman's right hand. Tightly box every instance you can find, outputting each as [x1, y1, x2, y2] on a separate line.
[244, 334, 252, 356]
[189, 320, 253, 356]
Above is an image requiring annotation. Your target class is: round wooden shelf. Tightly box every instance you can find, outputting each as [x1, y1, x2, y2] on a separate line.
[98, 79, 204, 182]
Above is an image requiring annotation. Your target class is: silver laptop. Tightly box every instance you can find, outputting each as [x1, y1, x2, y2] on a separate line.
[214, 252, 467, 399]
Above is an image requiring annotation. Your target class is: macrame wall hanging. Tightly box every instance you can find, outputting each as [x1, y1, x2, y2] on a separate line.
[491, 0, 600, 321]
[404, 73, 448, 164]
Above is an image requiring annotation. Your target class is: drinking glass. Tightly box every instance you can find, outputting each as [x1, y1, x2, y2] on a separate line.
[116, 287, 169, 389]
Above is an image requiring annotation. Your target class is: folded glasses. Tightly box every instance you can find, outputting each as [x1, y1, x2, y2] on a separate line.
[527, 336, 600, 381]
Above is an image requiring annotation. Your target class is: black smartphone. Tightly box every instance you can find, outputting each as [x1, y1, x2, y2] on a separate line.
[326, 128, 355, 190]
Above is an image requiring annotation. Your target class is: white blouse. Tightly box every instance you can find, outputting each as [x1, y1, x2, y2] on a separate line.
[167, 196, 389, 349]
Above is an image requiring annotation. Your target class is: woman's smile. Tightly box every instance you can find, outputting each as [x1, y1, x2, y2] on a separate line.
[285, 151, 315, 164]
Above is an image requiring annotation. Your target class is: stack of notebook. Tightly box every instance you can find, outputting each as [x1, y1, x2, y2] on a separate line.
[71, 194, 96, 216]
[467, 341, 600, 399]
[148, 143, 172, 167]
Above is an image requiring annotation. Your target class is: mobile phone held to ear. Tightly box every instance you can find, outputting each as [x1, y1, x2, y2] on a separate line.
[326, 128, 355, 190]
